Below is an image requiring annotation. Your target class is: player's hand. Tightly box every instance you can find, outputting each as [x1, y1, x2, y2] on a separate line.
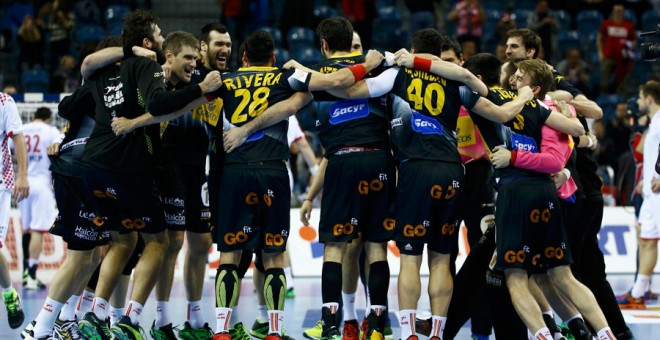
[47, 142, 60, 156]
[223, 127, 249, 153]
[283, 59, 302, 70]
[635, 180, 644, 195]
[553, 99, 572, 118]
[161, 63, 172, 83]
[652, 179, 660, 193]
[12, 176, 29, 202]
[199, 70, 223, 93]
[111, 117, 136, 135]
[550, 171, 569, 189]
[300, 199, 313, 226]
[490, 145, 512, 169]
[587, 133, 598, 151]
[132, 46, 157, 61]
[395, 49, 414, 68]
[363, 49, 384, 71]
[516, 86, 534, 102]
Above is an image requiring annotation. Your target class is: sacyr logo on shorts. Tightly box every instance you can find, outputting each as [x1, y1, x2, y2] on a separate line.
[93, 187, 117, 199]
[530, 208, 551, 223]
[383, 218, 395, 231]
[509, 132, 538, 153]
[121, 218, 146, 230]
[333, 223, 355, 236]
[430, 183, 458, 200]
[329, 99, 369, 125]
[403, 224, 427, 237]
[224, 231, 248, 245]
[411, 111, 443, 136]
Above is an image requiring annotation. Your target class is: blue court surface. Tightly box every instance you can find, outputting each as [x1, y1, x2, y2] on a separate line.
[1, 276, 659, 339]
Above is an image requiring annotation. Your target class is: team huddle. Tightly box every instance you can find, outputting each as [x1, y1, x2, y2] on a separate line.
[2, 6, 658, 340]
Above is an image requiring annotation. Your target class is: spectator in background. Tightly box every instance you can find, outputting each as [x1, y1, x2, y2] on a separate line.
[528, 0, 558, 63]
[37, 0, 74, 77]
[597, 3, 636, 93]
[342, 0, 377, 49]
[50, 54, 78, 93]
[3, 85, 18, 95]
[405, 0, 437, 34]
[593, 119, 618, 169]
[556, 47, 594, 98]
[17, 15, 45, 70]
[608, 101, 634, 158]
[448, 0, 485, 53]
[494, 7, 516, 45]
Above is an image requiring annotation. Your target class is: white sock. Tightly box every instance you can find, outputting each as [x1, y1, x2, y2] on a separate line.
[283, 267, 294, 289]
[125, 300, 143, 325]
[399, 309, 416, 340]
[267, 310, 284, 335]
[342, 292, 357, 321]
[33, 297, 64, 337]
[430, 315, 447, 338]
[322, 302, 340, 315]
[110, 306, 124, 325]
[59, 295, 79, 321]
[76, 290, 95, 320]
[215, 307, 232, 333]
[28, 258, 39, 267]
[534, 327, 552, 340]
[188, 300, 204, 328]
[155, 300, 170, 328]
[596, 327, 616, 340]
[257, 304, 268, 322]
[632, 274, 651, 298]
[91, 297, 109, 320]
[565, 314, 582, 323]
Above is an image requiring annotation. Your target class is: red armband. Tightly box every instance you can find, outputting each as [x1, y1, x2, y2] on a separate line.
[510, 150, 518, 166]
[413, 57, 432, 72]
[204, 93, 216, 102]
[347, 64, 367, 82]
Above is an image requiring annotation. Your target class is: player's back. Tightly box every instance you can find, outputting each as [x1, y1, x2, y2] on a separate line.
[21, 120, 60, 182]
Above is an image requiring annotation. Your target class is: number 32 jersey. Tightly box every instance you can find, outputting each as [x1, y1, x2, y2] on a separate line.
[219, 66, 310, 164]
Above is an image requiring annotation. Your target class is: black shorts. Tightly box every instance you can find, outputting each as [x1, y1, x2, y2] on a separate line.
[51, 173, 110, 251]
[395, 160, 464, 255]
[82, 165, 166, 234]
[319, 150, 396, 243]
[214, 161, 290, 253]
[155, 162, 211, 233]
[495, 178, 572, 272]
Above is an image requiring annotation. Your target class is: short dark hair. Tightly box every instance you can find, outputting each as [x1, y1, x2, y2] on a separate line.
[440, 35, 462, 58]
[122, 9, 158, 56]
[463, 53, 502, 87]
[411, 28, 443, 56]
[96, 35, 122, 51]
[34, 107, 52, 121]
[245, 30, 275, 66]
[163, 31, 199, 56]
[316, 17, 353, 53]
[200, 23, 229, 43]
[507, 28, 541, 58]
[641, 80, 660, 104]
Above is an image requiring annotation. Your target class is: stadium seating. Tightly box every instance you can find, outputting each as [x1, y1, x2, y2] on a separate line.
[576, 10, 604, 35]
[556, 31, 581, 57]
[293, 47, 322, 66]
[75, 24, 106, 43]
[313, 5, 337, 20]
[641, 10, 660, 33]
[287, 26, 315, 51]
[21, 67, 49, 93]
[372, 6, 403, 50]
[260, 26, 283, 47]
[596, 94, 623, 121]
[274, 47, 290, 68]
[513, 10, 532, 29]
[73, 0, 101, 25]
[104, 4, 130, 28]
[554, 10, 572, 31]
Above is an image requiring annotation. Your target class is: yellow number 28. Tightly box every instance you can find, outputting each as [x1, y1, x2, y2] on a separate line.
[230, 87, 271, 124]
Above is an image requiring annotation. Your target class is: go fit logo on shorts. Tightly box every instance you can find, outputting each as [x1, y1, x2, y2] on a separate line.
[430, 183, 458, 200]
[245, 192, 273, 207]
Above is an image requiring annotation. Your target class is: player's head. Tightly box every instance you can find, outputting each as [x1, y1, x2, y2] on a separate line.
[317, 17, 353, 56]
[439, 35, 463, 65]
[411, 28, 443, 57]
[200, 23, 232, 71]
[163, 31, 200, 83]
[351, 32, 363, 53]
[500, 57, 526, 90]
[638, 80, 660, 114]
[34, 107, 52, 122]
[123, 9, 164, 62]
[513, 59, 554, 99]
[243, 30, 276, 67]
[462, 53, 502, 88]
[506, 28, 541, 60]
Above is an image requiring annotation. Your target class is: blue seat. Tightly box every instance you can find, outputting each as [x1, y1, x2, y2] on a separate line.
[73, 0, 101, 25]
[623, 9, 637, 27]
[642, 10, 660, 32]
[485, 9, 502, 24]
[104, 4, 130, 27]
[21, 67, 49, 93]
[556, 31, 581, 56]
[286, 26, 315, 50]
[596, 94, 623, 121]
[554, 10, 572, 31]
[274, 47, 290, 68]
[513, 10, 532, 29]
[481, 0, 504, 12]
[259, 26, 283, 47]
[76, 24, 105, 43]
[378, 6, 402, 22]
[293, 47, 322, 66]
[516, 0, 536, 11]
[106, 24, 123, 36]
[576, 10, 604, 34]
[314, 5, 337, 19]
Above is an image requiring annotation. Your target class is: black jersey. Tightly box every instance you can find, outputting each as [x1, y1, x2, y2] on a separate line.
[50, 82, 95, 178]
[83, 57, 203, 173]
[218, 66, 310, 164]
[385, 67, 476, 163]
[311, 52, 390, 155]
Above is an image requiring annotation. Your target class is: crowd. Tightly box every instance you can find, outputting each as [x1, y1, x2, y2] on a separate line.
[0, 1, 659, 340]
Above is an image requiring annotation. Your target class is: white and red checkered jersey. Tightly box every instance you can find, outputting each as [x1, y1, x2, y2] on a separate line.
[0, 92, 23, 191]
[20, 120, 61, 184]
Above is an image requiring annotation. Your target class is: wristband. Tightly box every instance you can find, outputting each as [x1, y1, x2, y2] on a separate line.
[304, 198, 313, 202]
[561, 168, 571, 179]
[509, 150, 518, 166]
[309, 164, 319, 176]
[413, 57, 432, 72]
[586, 136, 594, 149]
[347, 64, 367, 82]
[204, 93, 216, 102]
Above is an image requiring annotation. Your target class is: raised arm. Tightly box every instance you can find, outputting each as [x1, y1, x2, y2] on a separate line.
[81, 46, 156, 79]
[111, 96, 210, 135]
[570, 94, 603, 119]
[545, 101, 585, 136]
[469, 86, 534, 123]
